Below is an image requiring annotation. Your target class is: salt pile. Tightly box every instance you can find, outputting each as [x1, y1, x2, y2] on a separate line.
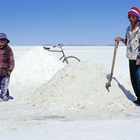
[25, 62, 135, 115]
[11, 47, 64, 95]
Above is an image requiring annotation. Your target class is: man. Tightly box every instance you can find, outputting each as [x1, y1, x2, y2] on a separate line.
[0, 33, 15, 101]
[115, 7, 140, 105]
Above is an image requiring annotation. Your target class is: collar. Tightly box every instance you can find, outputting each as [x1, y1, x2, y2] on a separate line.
[130, 21, 140, 30]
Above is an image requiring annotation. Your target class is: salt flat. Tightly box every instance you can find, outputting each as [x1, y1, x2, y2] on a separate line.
[0, 46, 139, 140]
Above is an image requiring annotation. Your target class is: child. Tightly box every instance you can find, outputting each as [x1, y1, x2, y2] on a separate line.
[115, 7, 140, 105]
[0, 33, 15, 101]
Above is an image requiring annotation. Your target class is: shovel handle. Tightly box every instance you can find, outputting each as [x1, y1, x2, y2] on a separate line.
[110, 41, 119, 76]
[108, 41, 119, 84]
[106, 41, 119, 91]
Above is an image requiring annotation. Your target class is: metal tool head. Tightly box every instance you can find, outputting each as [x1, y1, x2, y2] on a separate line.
[105, 82, 111, 92]
[106, 74, 111, 81]
[105, 74, 112, 92]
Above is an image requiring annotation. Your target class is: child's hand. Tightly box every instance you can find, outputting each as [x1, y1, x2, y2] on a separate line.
[115, 37, 124, 42]
[7, 70, 11, 76]
[136, 60, 140, 65]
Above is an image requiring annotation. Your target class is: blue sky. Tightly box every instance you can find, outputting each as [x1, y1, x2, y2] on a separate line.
[0, 0, 140, 46]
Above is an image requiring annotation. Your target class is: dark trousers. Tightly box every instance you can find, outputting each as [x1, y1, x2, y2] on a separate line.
[129, 60, 140, 99]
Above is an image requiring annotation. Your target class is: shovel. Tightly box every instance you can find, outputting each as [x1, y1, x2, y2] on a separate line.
[105, 41, 119, 92]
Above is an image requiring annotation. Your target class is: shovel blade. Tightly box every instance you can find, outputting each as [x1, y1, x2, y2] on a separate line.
[105, 82, 111, 92]
[105, 74, 112, 92]
[106, 74, 111, 80]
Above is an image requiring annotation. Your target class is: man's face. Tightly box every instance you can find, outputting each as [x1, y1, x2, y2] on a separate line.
[128, 15, 139, 25]
[0, 39, 7, 46]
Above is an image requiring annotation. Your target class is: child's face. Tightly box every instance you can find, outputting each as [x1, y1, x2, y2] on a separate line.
[0, 39, 8, 46]
[128, 15, 139, 26]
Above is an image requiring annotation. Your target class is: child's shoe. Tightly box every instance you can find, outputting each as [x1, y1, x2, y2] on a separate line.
[2, 96, 9, 101]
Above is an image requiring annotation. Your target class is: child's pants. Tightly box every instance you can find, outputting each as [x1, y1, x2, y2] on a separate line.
[129, 60, 140, 99]
[0, 76, 10, 98]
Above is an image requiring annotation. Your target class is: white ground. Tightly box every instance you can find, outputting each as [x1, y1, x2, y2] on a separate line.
[0, 46, 140, 139]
